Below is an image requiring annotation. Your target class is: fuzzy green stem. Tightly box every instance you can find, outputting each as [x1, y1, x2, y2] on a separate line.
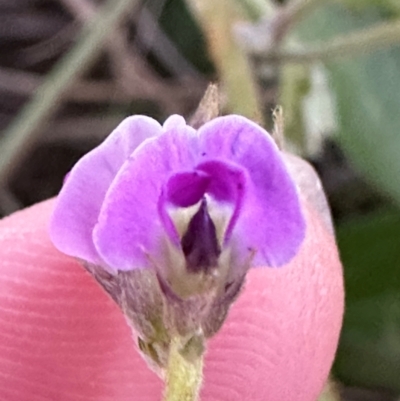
[163, 337, 204, 401]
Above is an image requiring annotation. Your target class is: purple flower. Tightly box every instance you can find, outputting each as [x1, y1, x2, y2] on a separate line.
[50, 114, 305, 280]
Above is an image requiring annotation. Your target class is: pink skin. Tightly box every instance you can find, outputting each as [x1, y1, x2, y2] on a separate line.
[0, 196, 343, 401]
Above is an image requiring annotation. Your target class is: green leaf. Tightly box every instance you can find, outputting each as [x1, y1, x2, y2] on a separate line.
[337, 210, 400, 302]
[298, 4, 400, 206]
[334, 209, 400, 391]
[335, 294, 400, 391]
[159, 0, 213, 74]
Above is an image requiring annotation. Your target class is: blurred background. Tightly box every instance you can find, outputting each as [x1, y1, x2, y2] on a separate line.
[0, 0, 399, 400]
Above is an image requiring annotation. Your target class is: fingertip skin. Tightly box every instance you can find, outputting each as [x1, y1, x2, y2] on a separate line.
[0, 199, 343, 401]
[204, 202, 343, 401]
[0, 200, 162, 401]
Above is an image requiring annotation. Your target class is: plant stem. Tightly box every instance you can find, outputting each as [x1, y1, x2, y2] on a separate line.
[270, 0, 329, 43]
[186, 0, 263, 122]
[163, 336, 204, 401]
[282, 0, 329, 27]
[266, 19, 400, 64]
[0, 0, 139, 186]
[233, 0, 273, 21]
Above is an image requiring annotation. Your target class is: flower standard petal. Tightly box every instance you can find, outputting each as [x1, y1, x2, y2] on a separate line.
[93, 122, 197, 271]
[50, 116, 162, 265]
[198, 115, 305, 267]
